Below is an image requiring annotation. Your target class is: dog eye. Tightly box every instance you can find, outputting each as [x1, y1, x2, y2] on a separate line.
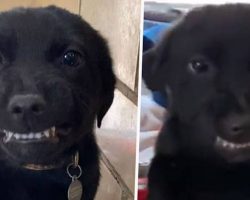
[62, 50, 82, 67]
[188, 60, 209, 74]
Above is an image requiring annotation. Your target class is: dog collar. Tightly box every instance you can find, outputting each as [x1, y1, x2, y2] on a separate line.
[23, 151, 83, 199]
[22, 151, 79, 171]
[22, 163, 59, 170]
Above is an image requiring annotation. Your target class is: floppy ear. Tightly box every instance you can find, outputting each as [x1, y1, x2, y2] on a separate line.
[96, 41, 116, 128]
[142, 45, 169, 91]
[142, 25, 177, 91]
[142, 48, 159, 90]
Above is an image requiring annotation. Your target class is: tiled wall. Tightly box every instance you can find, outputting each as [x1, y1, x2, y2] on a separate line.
[80, 0, 140, 91]
[80, 0, 140, 199]
[0, 1, 140, 199]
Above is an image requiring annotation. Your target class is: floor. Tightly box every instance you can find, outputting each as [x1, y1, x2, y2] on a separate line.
[95, 129, 136, 200]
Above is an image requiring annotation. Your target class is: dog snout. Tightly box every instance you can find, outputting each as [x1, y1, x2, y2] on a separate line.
[8, 94, 46, 118]
[218, 113, 250, 142]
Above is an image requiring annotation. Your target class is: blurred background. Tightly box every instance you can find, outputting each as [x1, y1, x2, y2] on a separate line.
[139, 0, 250, 199]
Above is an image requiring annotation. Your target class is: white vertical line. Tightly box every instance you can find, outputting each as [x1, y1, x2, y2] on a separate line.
[134, 0, 145, 199]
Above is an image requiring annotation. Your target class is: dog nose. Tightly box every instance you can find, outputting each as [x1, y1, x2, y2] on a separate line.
[8, 94, 46, 117]
[219, 113, 250, 141]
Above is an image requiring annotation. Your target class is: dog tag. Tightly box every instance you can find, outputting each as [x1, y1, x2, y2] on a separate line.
[68, 176, 83, 200]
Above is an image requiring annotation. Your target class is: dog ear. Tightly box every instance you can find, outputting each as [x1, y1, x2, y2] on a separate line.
[96, 41, 116, 128]
[142, 48, 159, 90]
[142, 26, 177, 91]
[97, 93, 114, 128]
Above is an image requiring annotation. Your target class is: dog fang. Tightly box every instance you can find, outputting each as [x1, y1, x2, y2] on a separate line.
[3, 131, 13, 143]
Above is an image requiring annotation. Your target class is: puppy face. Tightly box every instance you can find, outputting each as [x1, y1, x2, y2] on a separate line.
[145, 4, 250, 163]
[0, 6, 115, 165]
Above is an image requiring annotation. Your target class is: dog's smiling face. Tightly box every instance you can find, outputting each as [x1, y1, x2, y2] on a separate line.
[0, 7, 115, 166]
[144, 4, 250, 163]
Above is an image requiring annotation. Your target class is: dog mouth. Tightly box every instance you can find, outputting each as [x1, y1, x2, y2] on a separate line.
[216, 136, 250, 150]
[215, 136, 250, 162]
[1, 124, 72, 144]
[2, 127, 57, 143]
[0, 123, 76, 165]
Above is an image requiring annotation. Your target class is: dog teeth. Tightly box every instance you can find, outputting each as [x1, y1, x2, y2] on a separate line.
[28, 133, 34, 139]
[14, 134, 20, 140]
[50, 127, 56, 137]
[34, 133, 42, 139]
[21, 135, 28, 139]
[2, 126, 56, 143]
[216, 136, 250, 150]
[44, 130, 50, 138]
[3, 131, 13, 143]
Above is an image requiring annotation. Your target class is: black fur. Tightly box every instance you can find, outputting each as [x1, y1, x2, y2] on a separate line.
[0, 6, 115, 200]
[144, 4, 250, 200]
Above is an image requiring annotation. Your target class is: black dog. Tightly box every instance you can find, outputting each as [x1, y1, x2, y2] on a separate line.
[0, 6, 115, 200]
[144, 4, 250, 200]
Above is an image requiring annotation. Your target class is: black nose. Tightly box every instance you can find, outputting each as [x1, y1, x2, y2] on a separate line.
[219, 113, 250, 141]
[8, 94, 46, 118]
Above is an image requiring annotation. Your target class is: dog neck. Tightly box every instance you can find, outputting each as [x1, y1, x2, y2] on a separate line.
[22, 151, 79, 171]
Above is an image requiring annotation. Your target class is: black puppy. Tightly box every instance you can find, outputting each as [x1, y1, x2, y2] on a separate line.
[0, 6, 115, 200]
[144, 4, 250, 200]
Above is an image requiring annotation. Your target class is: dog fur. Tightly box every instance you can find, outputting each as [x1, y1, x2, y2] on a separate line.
[0, 6, 115, 200]
[144, 4, 250, 200]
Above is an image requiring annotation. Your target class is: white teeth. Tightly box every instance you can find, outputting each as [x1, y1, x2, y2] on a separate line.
[21, 135, 27, 139]
[14, 134, 20, 140]
[34, 133, 42, 139]
[44, 131, 50, 138]
[216, 136, 250, 150]
[50, 127, 56, 137]
[28, 133, 34, 139]
[1, 126, 56, 142]
[3, 131, 13, 143]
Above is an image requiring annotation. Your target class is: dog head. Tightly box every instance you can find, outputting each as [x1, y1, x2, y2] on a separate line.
[144, 4, 250, 163]
[0, 6, 115, 166]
